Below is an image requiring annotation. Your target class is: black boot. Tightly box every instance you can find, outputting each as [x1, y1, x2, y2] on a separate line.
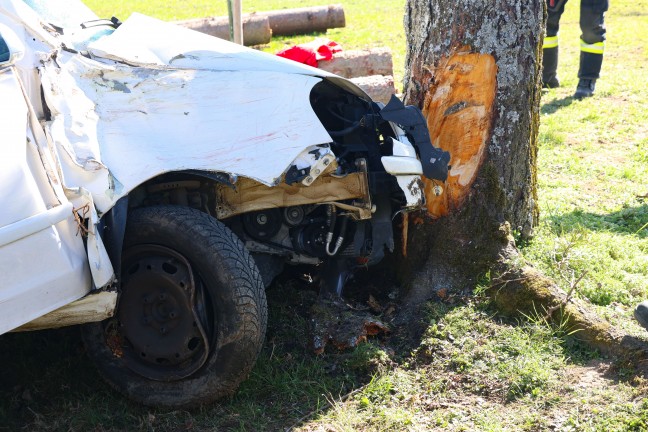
[575, 51, 602, 98]
[635, 301, 648, 330]
[542, 47, 560, 88]
[574, 79, 596, 99]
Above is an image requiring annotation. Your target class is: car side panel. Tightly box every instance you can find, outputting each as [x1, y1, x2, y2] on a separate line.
[0, 67, 91, 335]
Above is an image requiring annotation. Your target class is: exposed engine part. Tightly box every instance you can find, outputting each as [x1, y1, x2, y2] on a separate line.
[339, 221, 372, 259]
[302, 153, 335, 186]
[290, 222, 329, 257]
[283, 206, 305, 226]
[379, 95, 451, 182]
[242, 209, 282, 241]
[324, 204, 348, 256]
[245, 240, 321, 265]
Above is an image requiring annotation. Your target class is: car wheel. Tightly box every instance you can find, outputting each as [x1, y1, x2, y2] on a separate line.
[82, 205, 267, 408]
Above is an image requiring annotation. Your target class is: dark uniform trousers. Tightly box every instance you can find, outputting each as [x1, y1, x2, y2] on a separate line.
[543, 0, 608, 83]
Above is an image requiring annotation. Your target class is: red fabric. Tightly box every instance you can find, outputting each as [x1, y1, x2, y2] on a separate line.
[276, 39, 342, 67]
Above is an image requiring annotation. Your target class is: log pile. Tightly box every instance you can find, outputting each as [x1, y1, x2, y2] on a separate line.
[259, 4, 345, 36]
[319, 48, 396, 103]
[176, 5, 345, 46]
[177, 14, 272, 46]
[317, 47, 393, 78]
[176, 5, 397, 103]
[349, 75, 396, 104]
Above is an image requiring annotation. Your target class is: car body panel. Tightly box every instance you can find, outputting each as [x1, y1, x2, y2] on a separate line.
[41, 50, 335, 213]
[0, 66, 91, 334]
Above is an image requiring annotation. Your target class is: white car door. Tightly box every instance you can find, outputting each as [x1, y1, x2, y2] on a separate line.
[0, 34, 91, 335]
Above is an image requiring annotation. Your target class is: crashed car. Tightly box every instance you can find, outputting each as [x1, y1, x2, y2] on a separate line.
[0, 0, 449, 407]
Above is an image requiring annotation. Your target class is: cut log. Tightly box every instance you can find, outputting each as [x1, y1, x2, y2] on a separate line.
[317, 48, 393, 79]
[176, 14, 271, 46]
[259, 5, 345, 36]
[349, 75, 396, 104]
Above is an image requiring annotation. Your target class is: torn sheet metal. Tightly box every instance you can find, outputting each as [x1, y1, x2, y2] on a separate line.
[71, 187, 115, 288]
[215, 169, 369, 219]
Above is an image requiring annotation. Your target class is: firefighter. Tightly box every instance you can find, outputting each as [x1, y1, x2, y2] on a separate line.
[542, 0, 608, 99]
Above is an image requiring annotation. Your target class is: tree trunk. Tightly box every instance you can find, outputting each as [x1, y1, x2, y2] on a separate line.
[400, 0, 543, 307]
[398, 0, 648, 366]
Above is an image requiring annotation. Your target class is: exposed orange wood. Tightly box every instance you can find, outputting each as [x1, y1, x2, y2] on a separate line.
[421, 48, 497, 218]
[401, 212, 409, 258]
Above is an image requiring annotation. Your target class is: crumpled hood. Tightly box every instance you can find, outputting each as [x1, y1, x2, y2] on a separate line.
[88, 13, 325, 74]
[86, 13, 369, 100]
[41, 13, 373, 214]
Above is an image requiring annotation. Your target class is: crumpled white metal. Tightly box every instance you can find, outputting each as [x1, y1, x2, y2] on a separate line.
[40, 13, 350, 214]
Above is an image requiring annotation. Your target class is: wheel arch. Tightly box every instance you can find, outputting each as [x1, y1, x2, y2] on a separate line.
[100, 169, 237, 287]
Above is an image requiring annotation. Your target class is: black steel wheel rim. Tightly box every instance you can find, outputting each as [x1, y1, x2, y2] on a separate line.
[111, 244, 213, 382]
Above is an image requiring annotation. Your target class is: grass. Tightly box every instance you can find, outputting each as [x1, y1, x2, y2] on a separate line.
[2, 0, 648, 430]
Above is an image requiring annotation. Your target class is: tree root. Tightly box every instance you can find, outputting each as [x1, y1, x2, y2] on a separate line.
[489, 246, 648, 372]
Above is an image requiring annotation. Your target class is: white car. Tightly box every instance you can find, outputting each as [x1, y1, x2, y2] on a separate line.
[0, 0, 449, 407]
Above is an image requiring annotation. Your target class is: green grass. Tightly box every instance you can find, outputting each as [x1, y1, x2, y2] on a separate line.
[524, 0, 648, 310]
[2, 0, 648, 430]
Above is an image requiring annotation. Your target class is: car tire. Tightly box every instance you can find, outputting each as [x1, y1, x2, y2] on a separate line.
[82, 205, 267, 408]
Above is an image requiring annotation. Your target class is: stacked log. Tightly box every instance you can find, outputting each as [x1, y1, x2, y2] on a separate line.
[176, 5, 345, 46]
[316, 48, 396, 103]
[349, 75, 396, 104]
[317, 47, 392, 78]
[176, 14, 272, 46]
[258, 4, 345, 36]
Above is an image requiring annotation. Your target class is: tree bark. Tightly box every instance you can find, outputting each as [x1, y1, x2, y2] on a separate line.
[400, 0, 543, 306]
[398, 0, 648, 366]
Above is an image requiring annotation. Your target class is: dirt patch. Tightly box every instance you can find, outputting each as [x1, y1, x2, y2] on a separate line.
[561, 359, 614, 390]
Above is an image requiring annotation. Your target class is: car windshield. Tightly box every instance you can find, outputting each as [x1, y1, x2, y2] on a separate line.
[22, 0, 115, 51]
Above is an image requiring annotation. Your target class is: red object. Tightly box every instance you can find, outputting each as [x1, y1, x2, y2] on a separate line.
[276, 39, 342, 67]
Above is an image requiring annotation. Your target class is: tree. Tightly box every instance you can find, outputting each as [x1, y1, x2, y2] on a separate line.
[397, 0, 648, 365]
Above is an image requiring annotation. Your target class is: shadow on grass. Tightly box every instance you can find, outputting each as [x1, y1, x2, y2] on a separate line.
[0, 273, 418, 432]
[541, 94, 574, 115]
[547, 203, 648, 238]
